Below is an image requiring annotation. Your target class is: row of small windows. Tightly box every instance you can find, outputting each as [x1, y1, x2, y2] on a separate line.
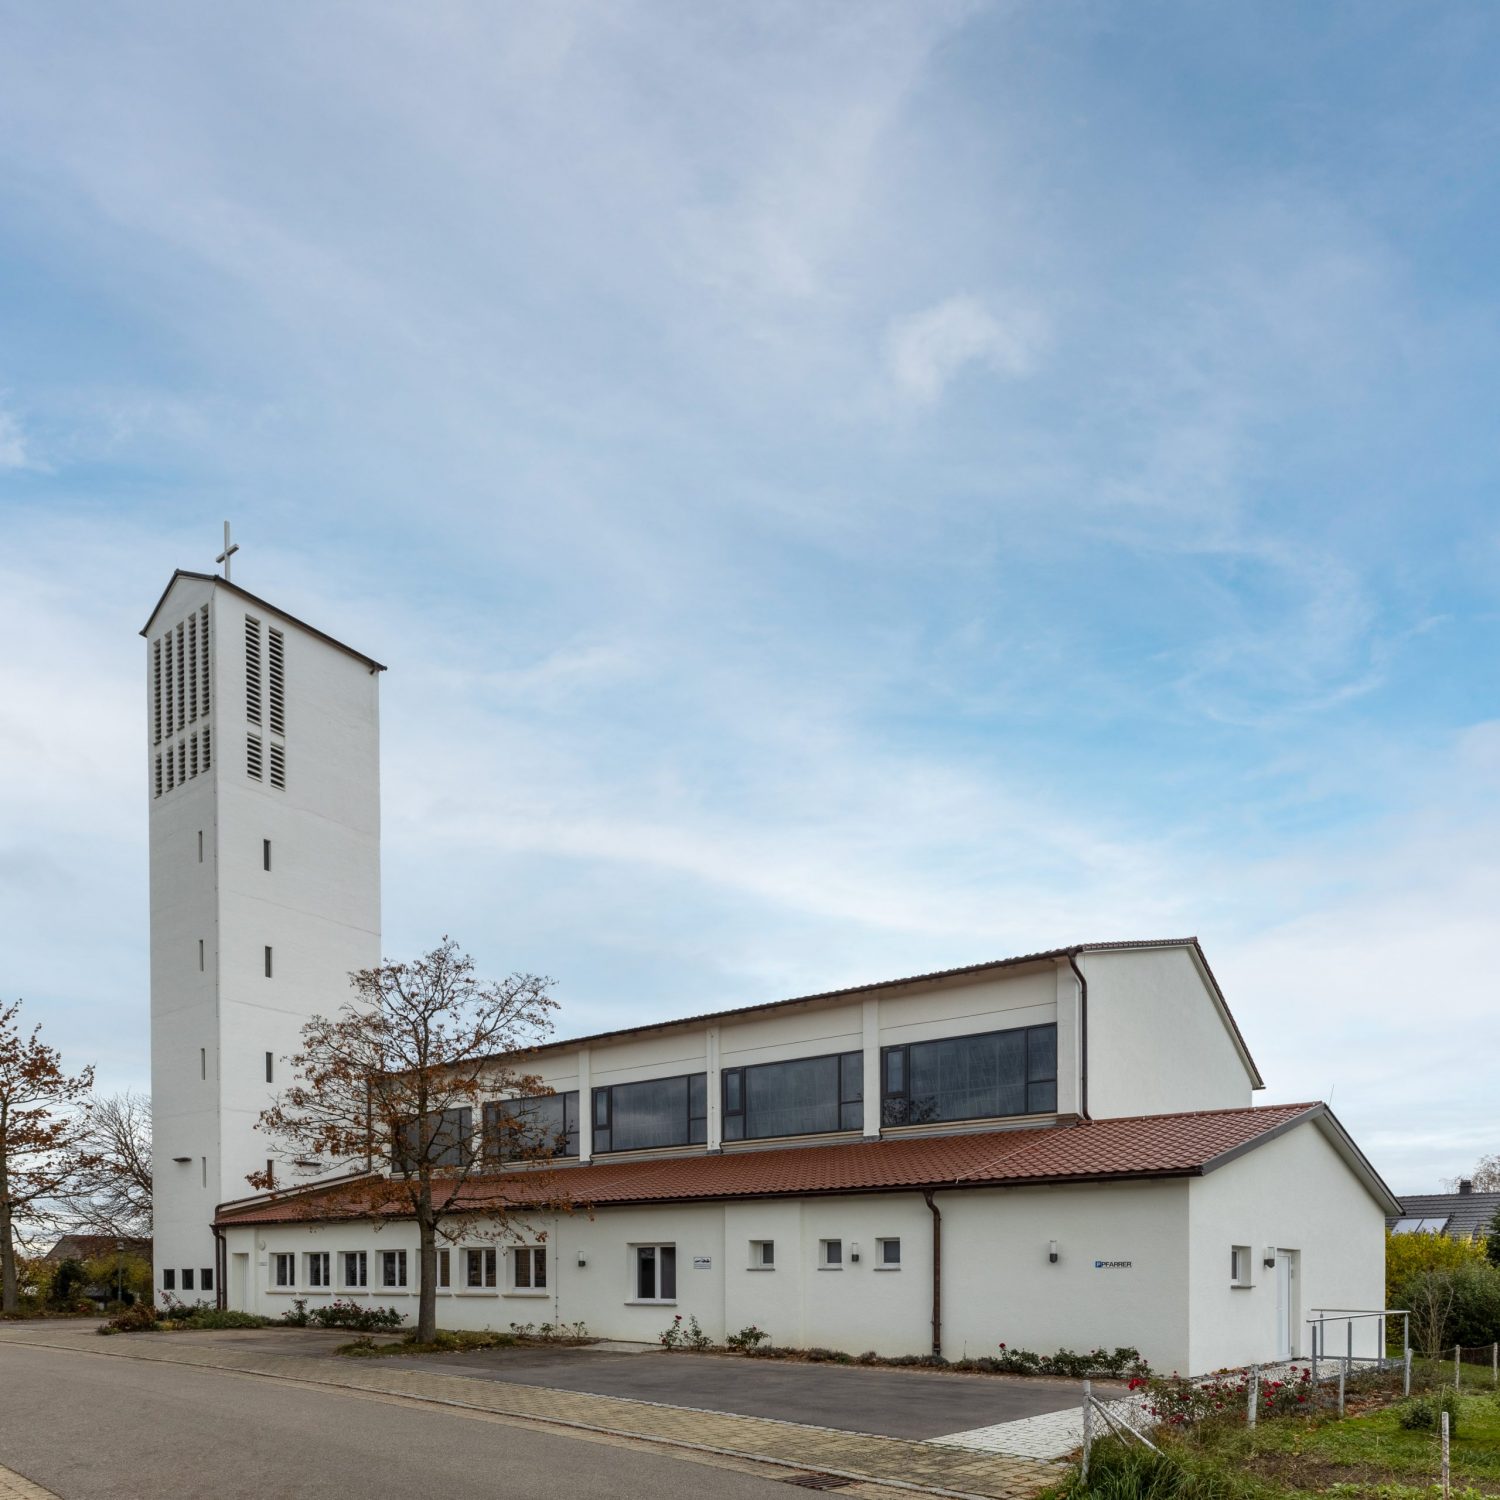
[160, 1267, 214, 1292]
[152, 606, 210, 747]
[153, 728, 211, 798]
[270, 1246, 546, 1294]
[412, 1022, 1060, 1168]
[266, 1240, 899, 1301]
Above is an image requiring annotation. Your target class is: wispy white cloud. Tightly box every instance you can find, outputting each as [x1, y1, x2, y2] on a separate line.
[883, 295, 1046, 405]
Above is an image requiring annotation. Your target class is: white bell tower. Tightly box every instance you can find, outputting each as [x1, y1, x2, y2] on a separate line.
[144, 538, 383, 1304]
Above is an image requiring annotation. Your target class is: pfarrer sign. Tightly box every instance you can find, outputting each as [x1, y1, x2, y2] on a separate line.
[1094, 1260, 1133, 1269]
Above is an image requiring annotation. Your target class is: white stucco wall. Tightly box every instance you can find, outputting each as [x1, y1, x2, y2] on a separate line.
[222, 1177, 1199, 1368]
[1081, 946, 1257, 1119]
[1187, 1118, 1387, 1372]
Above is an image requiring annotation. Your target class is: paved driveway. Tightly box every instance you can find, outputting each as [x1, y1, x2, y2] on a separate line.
[380, 1344, 1120, 1440]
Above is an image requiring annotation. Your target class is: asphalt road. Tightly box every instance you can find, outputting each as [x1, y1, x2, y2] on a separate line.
[385, 1344, 1116, 1439]
[0, 1342, 793, 1500]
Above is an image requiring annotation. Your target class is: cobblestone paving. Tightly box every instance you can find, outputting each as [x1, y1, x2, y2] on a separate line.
[0, 1327, 1059, 1499]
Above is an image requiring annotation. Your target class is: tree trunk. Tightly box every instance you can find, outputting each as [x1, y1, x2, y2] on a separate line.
[0, 1155, 16, 1315]
[417, 1177, 437, 1343]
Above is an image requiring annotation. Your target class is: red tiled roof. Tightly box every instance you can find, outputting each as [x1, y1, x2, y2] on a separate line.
[215, 1102, 1322, 1227]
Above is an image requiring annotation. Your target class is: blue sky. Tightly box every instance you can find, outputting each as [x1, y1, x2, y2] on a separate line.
[1, 3, 1497, 1192]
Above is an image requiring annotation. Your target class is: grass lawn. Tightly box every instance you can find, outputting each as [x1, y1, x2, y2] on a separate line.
[1056, 1389, 1500, 1498]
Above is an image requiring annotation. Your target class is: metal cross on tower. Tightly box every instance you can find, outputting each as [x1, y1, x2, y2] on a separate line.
[216, 520, 240, 581]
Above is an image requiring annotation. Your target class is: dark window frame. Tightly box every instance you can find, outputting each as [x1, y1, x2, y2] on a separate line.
[721, 1049, 863, 1143]
[392, 1107, 474, 1172]
[482, 1091, 580, 1162]
[591, 1073, 706, 1155]
[634, 1243, 677, 1301]
[881, 1022, 1057, 1127]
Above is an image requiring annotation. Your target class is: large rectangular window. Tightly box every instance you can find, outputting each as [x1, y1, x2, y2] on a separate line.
[592, 1074, 706, 1154]
[272, 1254, 293, 1288]
[307, 1252, 330, 1288]
[343, 1251, 368, 1289]
[393, 1108, 473, 1171]
[381, 1250, 408, 1289]
[881, 1023, 1057, 1126]
[722, 1050, 862, 1142]
[633, 1244, 676, 1302]
[482, 1092, 580, 1162]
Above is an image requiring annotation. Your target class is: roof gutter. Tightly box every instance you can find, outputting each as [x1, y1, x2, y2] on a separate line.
[1067, 951, 1091, 1121]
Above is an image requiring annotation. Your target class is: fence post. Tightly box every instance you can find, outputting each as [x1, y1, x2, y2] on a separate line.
[1247, 1364, 1258, 1429]
[1081, 1379, 1092, 1483]
[1441, 1409, 1450, 1499]
[1347, 1320, 1353, 1372]
[1404, 1347, 1412, 1399]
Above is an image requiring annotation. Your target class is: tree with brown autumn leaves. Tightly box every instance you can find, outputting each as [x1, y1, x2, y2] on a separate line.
[0, 999, 96, 1314]
[252, 938, 572, 1343]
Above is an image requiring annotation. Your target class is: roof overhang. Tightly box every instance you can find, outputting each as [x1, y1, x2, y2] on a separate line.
[141, 570, 386, 671]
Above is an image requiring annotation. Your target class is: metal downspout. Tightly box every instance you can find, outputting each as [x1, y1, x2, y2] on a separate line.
[1067, 951, 1091, 1121]
[212, 1224, 226, 1311]
[922, 1188, 942, 1358]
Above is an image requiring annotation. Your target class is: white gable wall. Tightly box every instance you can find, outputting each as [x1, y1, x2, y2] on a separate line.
[1187, 1119, 1387, 1373]
[1082, 946, 1255, 1118]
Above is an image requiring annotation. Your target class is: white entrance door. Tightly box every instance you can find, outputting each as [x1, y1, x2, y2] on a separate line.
[231, 1253, 249, 1311]
[1275, 1251, 1295, 1361]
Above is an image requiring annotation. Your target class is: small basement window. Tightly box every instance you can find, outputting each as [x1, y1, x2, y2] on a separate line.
[1231, 1246, 1252, 1287]
[819, 1238, 843, 1269]
[876, 1237, 901, 1269]
[749, 1239, 775, 1270]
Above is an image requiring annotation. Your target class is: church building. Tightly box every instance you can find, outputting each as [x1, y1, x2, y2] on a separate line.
[147, 556, 1399, 1373]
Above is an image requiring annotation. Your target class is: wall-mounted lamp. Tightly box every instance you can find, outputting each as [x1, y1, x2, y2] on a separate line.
[172, 1155, 192, 1164]
[576, 1251, 588, 1268]
[850, 1241, 861, 1263]
[1263, 1245, 1277, 1269]
[1048, 1239, 1060, 1264]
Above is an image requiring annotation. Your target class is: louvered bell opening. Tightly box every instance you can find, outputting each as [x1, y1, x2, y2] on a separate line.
[154, 755, 163, 798]
[164, 630, 175, 738]
[175, 620, 186, 733]
[268, 628, 285, 736]
[190, 732, 199, 779]
[200, 605, 211, 715]
[247, 733, 263, 781]
[203, 725, 211, 770]
[187, 611, 198, 723]
[178, 740, 186, 786]
[245, 614, 262, 726]
[152, 638, 163, 745]
[269, 741, 285, 791]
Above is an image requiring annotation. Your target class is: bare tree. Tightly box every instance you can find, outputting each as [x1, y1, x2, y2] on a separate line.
[0, 1000, 96, 1314]
[72, 1091, 152, 1238]
[252, 938, 571, 1342]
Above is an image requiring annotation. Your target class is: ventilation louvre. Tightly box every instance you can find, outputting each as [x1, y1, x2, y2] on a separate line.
[187, 611, 198, 723]
[164, 630, 175, 737]
[269, 741, 285, 790]
[175, 620, 186, 734]
[154, 755, 163, 798]
[247, 734, 263, 781]
[200, 605, 211, 715]
[152, 639, 163, 745]
[190, 733, 199, 779]
[203, 725, 211, 771]
[268, 628, 285, 736]
[245, 615, 262, 726]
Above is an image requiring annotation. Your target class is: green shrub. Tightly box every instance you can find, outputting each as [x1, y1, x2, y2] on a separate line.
[725, 1325, 768, 1351]
[307, 1300, 404, 1332]
[99, 1302, 159, 1335]
[176, 1308, 274, 1330]
[1061, 1441, 1256, 1499]
[1397, 1386, 1463, 1436]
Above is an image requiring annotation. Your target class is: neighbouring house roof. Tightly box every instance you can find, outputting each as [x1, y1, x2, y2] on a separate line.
[1389, 1191, 1500, 1242]
[496, 937, 1266, 1091]
[217, 1100, 1392, 1227]
[140, 570, 386, 672]
[44, 1235, 152, 1263]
